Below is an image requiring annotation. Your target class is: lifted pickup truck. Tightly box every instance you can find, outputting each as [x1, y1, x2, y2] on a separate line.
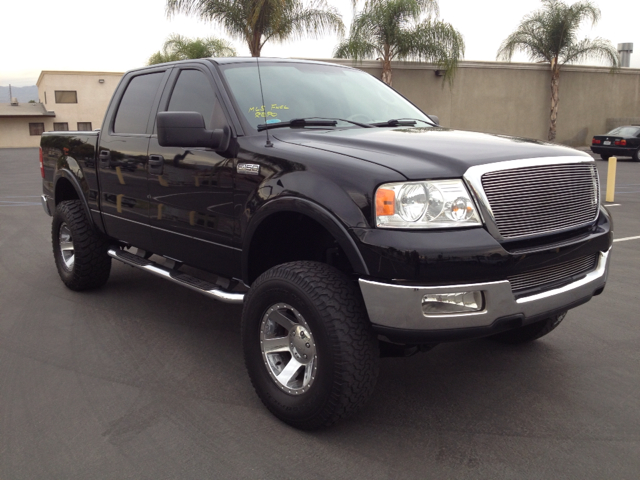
[41, 58, 612, 429]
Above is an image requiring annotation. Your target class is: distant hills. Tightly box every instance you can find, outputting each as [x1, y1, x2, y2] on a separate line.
[0, 86, 39, 104]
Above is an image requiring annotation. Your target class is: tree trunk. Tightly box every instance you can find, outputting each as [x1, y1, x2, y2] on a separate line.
[381, 55, 392, 86]
[249, 30, 262, 57]
[548, 62, 561, 142]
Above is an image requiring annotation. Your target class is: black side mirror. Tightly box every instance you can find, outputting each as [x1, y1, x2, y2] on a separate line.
[157, 111, 228, 149]
[427, 115, 440, 126]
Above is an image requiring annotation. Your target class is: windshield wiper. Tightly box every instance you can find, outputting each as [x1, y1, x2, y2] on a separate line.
[257, 117, 375, 131]
[257, 118, 337, 131]
[370, 118, 435, 127]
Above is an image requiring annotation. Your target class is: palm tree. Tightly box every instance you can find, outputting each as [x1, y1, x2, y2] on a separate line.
[148, 34, 236, 65]
[165, 0, 344, 57]
[497, 0, 619, 141]
[334, 0, 464, 87]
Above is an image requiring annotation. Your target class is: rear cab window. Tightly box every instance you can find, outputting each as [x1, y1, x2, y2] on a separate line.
[113, 72, 165, 134]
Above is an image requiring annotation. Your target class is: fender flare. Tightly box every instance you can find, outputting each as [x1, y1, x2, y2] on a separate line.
[242, 197, 370, 282]
[53, 168, 94, 226]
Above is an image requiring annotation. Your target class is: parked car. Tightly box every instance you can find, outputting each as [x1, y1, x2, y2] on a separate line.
[591, 125, 640, 161]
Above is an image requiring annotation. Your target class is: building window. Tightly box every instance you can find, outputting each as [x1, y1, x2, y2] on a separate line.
[54, 122, 69, 131]
[54, 91, 78, 103]
[77, 122, 92, 131]
[29, 123, 45, 136]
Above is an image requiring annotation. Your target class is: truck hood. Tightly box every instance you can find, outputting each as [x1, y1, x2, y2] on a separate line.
[272, 126, 589, 179]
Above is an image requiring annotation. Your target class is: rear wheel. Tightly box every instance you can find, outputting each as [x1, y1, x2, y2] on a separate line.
[600, 154, 611, 161]
[242, 261, 379, 429]
[634, 148, 640, 162]
[52, 200, 111, 291]
[489, 312, 566, 344]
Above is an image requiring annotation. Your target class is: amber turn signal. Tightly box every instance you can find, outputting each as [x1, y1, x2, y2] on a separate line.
[375, 188, 395, 216]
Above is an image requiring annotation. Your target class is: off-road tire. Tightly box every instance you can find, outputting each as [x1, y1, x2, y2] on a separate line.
[489, 312, 566, 344]
[242, 261, 379, 430]
[52, 200, 111, 291]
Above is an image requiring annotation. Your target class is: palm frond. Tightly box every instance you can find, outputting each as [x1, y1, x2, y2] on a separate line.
[147, 32, 236, 65]
[397, 20, 464, 80]
[562, 37, 620, 67]
[274, 1, 345, 43]
[334, 37, 380, 60]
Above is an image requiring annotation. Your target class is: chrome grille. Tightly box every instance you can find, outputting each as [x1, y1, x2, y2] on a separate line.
[508, 254, 598, 293]
[481, 163, 599, 239]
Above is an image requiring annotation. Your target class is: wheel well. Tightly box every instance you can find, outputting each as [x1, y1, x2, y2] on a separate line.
[247, 212, 353, 284]
[55, 177, 80, 205]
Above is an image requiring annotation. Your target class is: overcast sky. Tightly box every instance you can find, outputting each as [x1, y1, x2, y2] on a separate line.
[1, 0, 639, 86]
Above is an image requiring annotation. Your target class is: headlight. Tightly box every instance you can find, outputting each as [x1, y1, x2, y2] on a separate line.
[375, 179, 482, 229]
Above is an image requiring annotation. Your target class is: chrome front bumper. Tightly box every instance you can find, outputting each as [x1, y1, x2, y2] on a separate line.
[359, 249, 610, 332]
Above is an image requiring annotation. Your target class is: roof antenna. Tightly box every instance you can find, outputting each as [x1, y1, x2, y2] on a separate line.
[256, 57, 273, 148]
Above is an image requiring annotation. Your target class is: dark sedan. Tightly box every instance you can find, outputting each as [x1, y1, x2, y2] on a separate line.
[591, 125, 640, 161]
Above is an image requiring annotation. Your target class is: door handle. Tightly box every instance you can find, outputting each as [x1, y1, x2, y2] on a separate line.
[148, 155, 164, 175]
[149, 155, 164, 166]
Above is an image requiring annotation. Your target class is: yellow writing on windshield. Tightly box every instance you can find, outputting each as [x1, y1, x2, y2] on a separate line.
[249, 104, 290, 118]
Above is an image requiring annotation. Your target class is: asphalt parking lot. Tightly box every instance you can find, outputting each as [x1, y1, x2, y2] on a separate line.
[1, 147, 639, 479]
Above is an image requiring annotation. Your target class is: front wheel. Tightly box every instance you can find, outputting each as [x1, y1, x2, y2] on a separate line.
[241, 261, 379, 429]
[489, 312, 566, 344]
[52, 200, 111, 291]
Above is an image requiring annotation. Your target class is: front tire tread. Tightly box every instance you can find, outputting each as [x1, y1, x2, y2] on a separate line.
[242, 261, 379, 429]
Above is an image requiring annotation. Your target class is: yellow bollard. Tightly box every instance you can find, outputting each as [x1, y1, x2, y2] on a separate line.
[606, 157, 617, 203]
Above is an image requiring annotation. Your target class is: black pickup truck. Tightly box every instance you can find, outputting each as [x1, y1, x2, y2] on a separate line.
[40, 58, 612, 429]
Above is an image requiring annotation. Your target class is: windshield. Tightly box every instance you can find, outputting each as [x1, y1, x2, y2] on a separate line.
[219, 61, 432, 130]
[607, 126, 640, 137]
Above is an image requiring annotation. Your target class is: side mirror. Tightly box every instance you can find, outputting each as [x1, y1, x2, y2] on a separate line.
[157, 111, 228, 149]
[427, 115, 440, 126]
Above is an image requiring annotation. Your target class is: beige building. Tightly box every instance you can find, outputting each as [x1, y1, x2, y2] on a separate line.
[37, 70, 123, 133]
[0, 70, 123, 148]
[0, 101, 56, 148]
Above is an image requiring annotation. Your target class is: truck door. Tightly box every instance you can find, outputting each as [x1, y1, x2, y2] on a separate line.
[97, 69, 169, 250]
[147, 67, 239, 278]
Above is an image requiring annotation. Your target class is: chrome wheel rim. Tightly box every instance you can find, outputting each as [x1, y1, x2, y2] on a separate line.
[260, 303, 318, 395]
[58, 223, 75, 270]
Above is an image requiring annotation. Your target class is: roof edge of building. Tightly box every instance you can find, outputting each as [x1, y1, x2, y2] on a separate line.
[37, 70, 125, 86]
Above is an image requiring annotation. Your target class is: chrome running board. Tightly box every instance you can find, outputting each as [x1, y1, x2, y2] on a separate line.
[108, 248, 245, 305]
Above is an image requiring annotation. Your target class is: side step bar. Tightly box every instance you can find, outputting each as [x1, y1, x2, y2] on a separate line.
[108, 248, 245, 305]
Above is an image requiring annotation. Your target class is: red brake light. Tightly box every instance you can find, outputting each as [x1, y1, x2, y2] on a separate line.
[592, 138, 601, 145]
[39, 147, 44, 178]
[621, 139, 627, 146]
